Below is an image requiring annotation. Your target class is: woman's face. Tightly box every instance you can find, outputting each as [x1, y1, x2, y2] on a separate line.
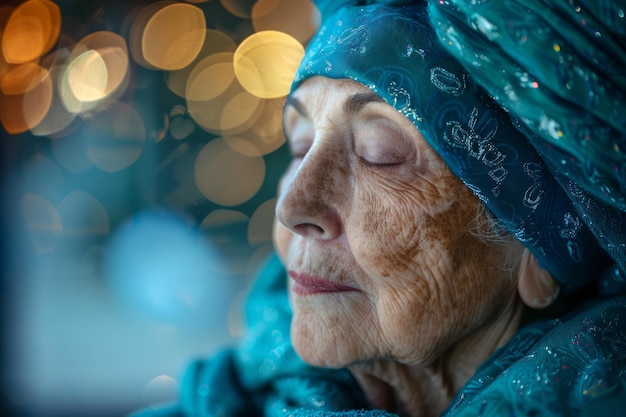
[274, 76, 520, 369]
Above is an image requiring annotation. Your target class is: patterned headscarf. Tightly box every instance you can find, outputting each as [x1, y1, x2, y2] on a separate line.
[291, 0, 626, 296]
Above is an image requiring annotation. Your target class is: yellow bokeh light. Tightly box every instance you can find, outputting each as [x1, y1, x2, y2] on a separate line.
[224, 96, 286, 156]
[223, 136, 263, 157]
[186, 53, 264, 136]
[166, 29, 237, 98]
[141, 2, 206, 70]
[20, 192, 62, 254]
[84, 102, 145, 172]
[185, 52, 236, 102]
[250, 96, 286, 138]
[220, 89, 264, 132]
[252, 0, 321, 44]
[61, 31, 130, 114]
[75, 32, 129, 96]
[2, 0, 61, 64]
[233, 30, 304, 99]
[194, 138, 265, 206]
[68, 50, 108, 102]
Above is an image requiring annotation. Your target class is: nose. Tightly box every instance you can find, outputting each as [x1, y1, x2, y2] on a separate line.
[275, 144, 345, 241]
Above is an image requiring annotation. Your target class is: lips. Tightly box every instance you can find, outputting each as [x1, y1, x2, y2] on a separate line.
[289, 271, 359, 296]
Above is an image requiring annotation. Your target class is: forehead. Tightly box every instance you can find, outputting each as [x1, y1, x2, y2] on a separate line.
[284, 76, 396, 123]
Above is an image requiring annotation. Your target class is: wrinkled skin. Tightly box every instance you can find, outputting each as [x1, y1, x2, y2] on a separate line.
[273, 77, 527, 416]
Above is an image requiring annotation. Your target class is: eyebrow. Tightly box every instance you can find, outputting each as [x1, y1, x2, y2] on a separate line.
[343, 92, 385, 115]
[284, 91, 385, 118]
[285, 95, 308, 117]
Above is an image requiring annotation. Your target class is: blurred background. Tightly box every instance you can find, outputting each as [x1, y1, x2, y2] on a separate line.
[0, 0, 320, 415]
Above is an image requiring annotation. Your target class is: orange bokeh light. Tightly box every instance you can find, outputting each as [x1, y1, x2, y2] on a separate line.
[1, 62, 47, 95]
[0, 64, 52, 134]
[2, 0, 61, 64]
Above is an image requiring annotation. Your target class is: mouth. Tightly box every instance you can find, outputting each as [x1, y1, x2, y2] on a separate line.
[289, 271, 359, 296]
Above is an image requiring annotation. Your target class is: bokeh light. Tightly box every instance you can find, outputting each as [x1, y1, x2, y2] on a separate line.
[194, 137, 266, 206]
[0, 0, 305, 414]
[67, 50, 108, 102]
[185, 52, 236, 102]
[20, 192, 62, 254]
[132, 1, 206, 70]
[140, 375, 179, 406]
[72, 32, 129, 100]
[165, 29, 237, 98]
[104, 210, 234, 321]
[0, 63, 52, 133]
[2, 0, 61, 64]
[234, 30, 304, 98]
[61, 31, 130, 114]
[186, 52, 265, 135]
[1, 62, 47, 95]
[251, 0, 320, 44]
[30, 65, 77, 137]
[223, 96, 286, 156]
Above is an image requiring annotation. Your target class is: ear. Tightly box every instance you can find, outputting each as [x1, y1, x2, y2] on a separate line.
[517, 249, 560, 309]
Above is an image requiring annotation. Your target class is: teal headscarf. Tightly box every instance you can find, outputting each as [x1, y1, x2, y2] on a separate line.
[428, 0, 626, 295]
[291, 0, 626, 296]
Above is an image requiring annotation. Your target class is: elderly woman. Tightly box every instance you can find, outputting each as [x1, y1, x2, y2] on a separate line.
[135, 0, 626, 416]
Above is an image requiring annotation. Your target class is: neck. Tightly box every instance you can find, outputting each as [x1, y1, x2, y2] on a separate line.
[348, 296, 525, 417]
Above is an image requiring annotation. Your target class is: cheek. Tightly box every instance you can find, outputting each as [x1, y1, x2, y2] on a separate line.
[347, 170, 515, 363]
[349, 167, 467, 279]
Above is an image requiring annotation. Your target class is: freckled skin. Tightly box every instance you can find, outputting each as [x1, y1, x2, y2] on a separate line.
[274, 77, 526, 415]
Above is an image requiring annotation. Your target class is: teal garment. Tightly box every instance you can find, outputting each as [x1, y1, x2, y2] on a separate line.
[427, 0, 626, 294]
[132, 254, 626, 416]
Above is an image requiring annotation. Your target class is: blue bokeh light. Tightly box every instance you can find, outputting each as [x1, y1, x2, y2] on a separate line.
[104, 209, 234, 324]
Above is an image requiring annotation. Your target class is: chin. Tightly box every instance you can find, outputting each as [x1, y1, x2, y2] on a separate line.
[290, 305, 367, 369]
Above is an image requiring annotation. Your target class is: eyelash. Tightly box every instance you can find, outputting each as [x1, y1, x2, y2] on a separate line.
[287, 145, 402, 169]
[356, 155, 402, 169]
